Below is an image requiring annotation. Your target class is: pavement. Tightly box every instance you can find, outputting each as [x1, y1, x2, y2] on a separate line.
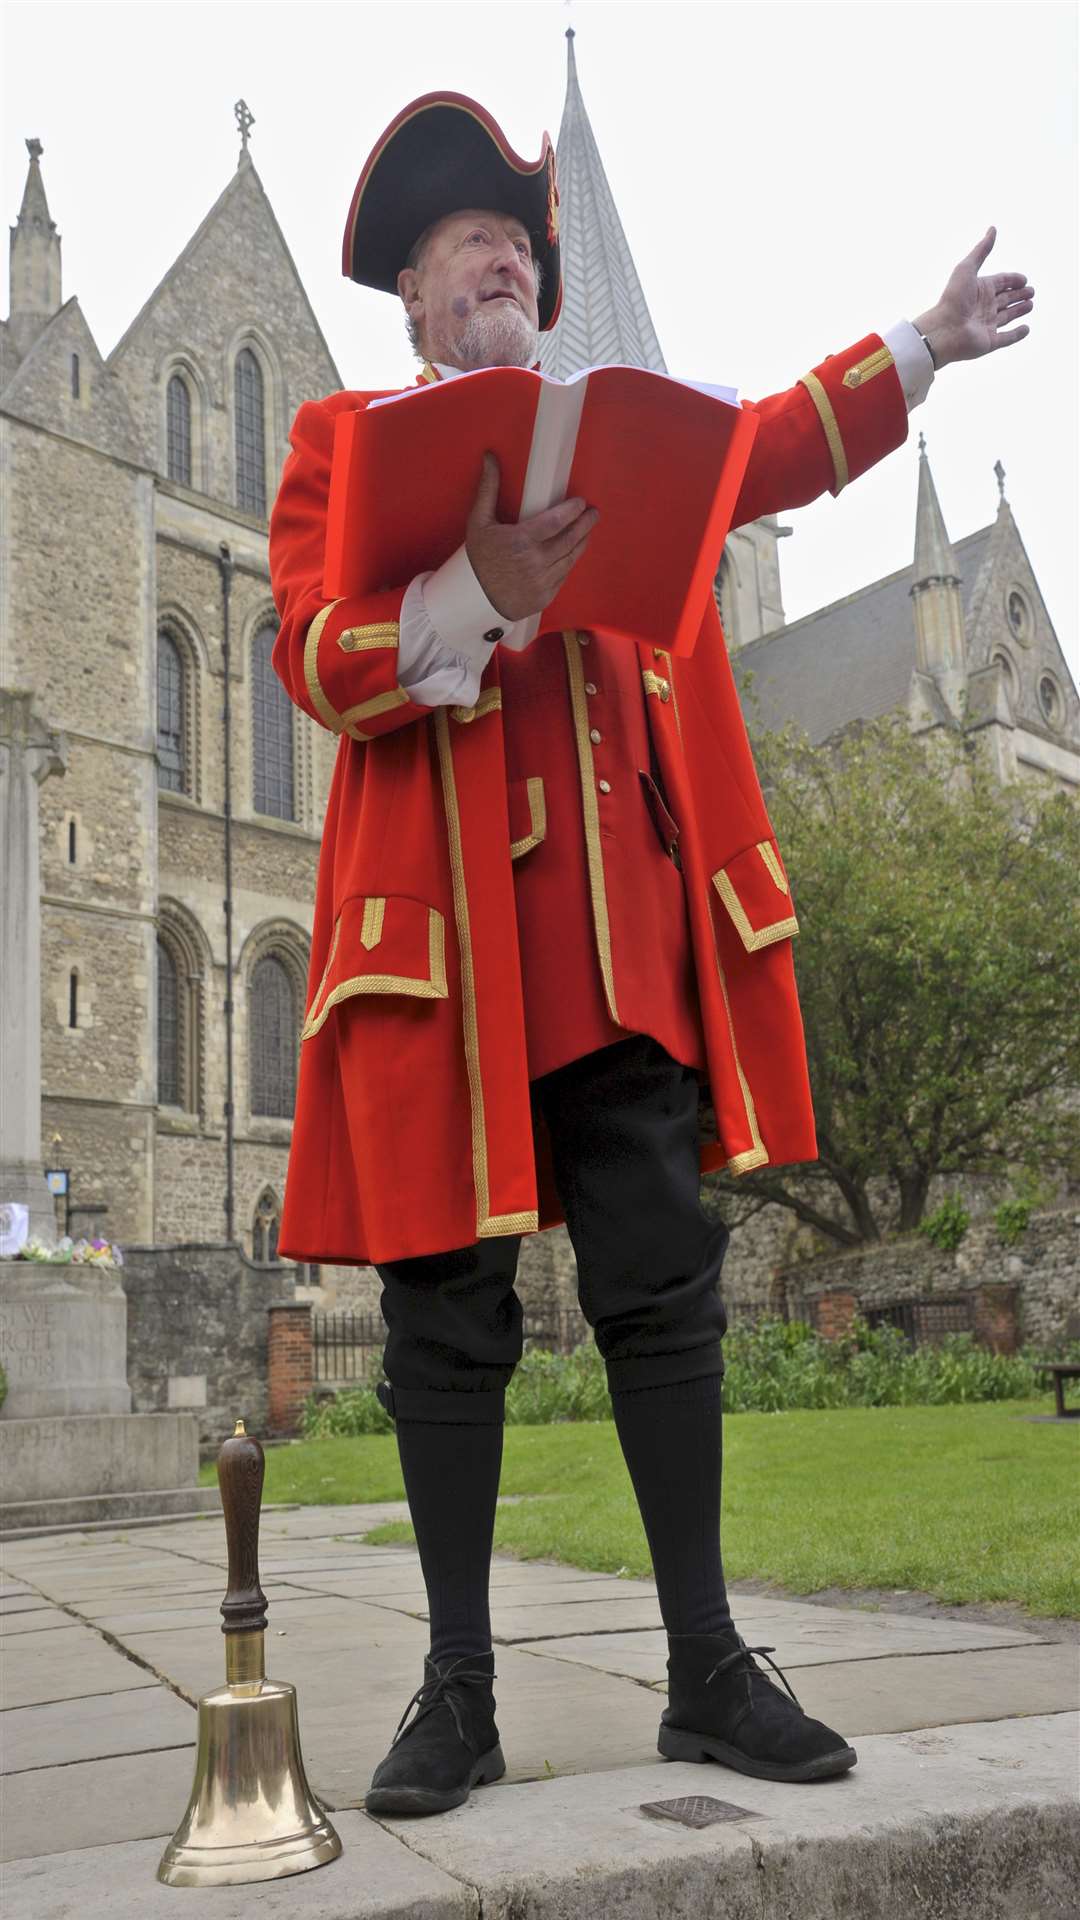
[2, 1500, 1077, 1918]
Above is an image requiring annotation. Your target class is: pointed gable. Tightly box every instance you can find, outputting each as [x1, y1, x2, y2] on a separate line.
[539, 30, 667, 378]
[0, 296, 142, 465]
[964, 489, 1079, 741]
[108, 156, 341, 492]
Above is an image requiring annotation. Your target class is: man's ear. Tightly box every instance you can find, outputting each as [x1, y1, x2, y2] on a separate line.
[397, 266, 422, 321]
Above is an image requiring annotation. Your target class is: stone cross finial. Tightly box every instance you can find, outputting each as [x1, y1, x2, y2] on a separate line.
[26, 137, 43, 161]
[994, 458, 1006, 502]
[917, 431, 926, 455]
[234, 99, 255, 153]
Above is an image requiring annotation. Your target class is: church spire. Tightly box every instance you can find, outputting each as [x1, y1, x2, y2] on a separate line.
[910, 433, 966, 686]
[8, 139, 62, 358]
[539, 29, 667, 378]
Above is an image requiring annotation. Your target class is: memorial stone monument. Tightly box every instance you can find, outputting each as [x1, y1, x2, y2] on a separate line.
[0, 691, 218, 1531]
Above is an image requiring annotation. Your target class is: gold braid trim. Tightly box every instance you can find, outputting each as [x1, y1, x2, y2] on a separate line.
[435, 710, 494, 1236]
[451, 688, 503, 725]
[562, 633, 620, 1023]
[712, 871, 799, 952]
[299, 907, 448, 1040]
[510, 778, 547, 860]
[842, 345, 895, 389]
[757, 841, 790, 894]
[337, 623, 399, 653]
[798, 370, 849, 494]
[304, 601, 346, 730]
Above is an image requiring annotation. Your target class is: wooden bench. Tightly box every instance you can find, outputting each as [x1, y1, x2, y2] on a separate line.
[1039, 1362, 1080, 1418]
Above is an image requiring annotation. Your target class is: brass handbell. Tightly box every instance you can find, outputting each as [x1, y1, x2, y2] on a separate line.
[157, 1420, 342, 1886]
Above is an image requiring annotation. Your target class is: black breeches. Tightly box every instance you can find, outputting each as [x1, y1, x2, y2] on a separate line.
[374, 1035, 729, 1424]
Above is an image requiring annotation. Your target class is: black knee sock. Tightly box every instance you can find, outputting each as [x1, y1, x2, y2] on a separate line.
[610, 1372, 733, 1637]
[393, 1417, 504, 1665]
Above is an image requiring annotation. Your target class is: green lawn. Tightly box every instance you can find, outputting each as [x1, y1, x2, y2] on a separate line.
[202, 1400, 1080, 1618]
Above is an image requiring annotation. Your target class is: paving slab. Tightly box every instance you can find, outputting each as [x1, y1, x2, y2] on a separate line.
[515, 1605, 1049, 1687]
[0, 1609, 84, 1637]
[2, 1681, 194, 1772]
[1, 1619, 159, 1710]
[0, 1743, 199, 1863]
[80, 1590, 352, 1637]
[780, 1642, 1080, 1735]
[1, 1811, 477, 1920]
[488, 1593, 665, 1638]
[116, 1600, 432, 1706]
[372, 1713, 1080, 1920]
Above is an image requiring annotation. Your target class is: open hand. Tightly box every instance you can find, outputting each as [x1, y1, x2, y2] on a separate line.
[465, 453, 599, 622]
[915, 227, 1034, 368]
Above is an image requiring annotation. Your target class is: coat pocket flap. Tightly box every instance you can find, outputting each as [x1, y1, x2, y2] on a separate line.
[711, 840, 799, 953]
[509, 777, 547, 860]
[301, 894, 448, 1039]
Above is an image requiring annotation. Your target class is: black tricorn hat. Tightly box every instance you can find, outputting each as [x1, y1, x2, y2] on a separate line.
[342, 92, 562, 332]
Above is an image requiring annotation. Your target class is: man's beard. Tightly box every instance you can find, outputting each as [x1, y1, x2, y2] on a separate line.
[448, 301, 539, 370]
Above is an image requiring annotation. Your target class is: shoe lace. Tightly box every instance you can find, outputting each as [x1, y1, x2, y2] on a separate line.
[390, 1655, 496, 1749]
[704, 1640, 804, 1712]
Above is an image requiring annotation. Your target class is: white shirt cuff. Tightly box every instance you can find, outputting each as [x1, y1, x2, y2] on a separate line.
[885, 319, 935, 411]
[396, 564, 499, 709]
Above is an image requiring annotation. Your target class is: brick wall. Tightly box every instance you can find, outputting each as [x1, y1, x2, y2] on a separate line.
[775, 1209, 1079, 1351]
[267, 1302, 313, 1435]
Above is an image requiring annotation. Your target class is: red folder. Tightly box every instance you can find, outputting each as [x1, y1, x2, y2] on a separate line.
[323, 365, 759, 657]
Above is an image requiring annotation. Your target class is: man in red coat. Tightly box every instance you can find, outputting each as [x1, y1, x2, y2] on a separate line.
[269, 93, 1034, 1816]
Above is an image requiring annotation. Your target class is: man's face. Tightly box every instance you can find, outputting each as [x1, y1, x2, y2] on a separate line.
[397, 208, 540, 370]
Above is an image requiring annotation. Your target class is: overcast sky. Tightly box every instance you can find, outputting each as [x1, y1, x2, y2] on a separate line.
[4, 0, 1076, 681]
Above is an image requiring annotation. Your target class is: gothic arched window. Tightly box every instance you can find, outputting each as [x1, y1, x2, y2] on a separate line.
[166, 375, 192, 487]
[235, 347, 267, 516]
[253, 1187, 281, 1263]
[252, 624, 294, 820]
[249, 955, 297, 1118]
[157, 938, 181, 1106]
[157, 629, 185, 792]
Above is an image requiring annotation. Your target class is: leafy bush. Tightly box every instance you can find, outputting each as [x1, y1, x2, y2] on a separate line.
[919, 1196, 971, 1252]
[301, 1319, 1056, 1435]
[995, 1199, 1032, 1246]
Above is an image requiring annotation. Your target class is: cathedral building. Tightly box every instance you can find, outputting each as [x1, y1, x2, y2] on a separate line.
[2, 35, 1075, 1289]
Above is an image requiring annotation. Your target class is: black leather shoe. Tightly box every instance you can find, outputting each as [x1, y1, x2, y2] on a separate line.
[659, 1630, 857, 1783]
[365, 1650, 506, 1816]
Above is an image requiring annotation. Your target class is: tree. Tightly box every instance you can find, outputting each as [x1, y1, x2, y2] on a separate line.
[706, 716, 1080, 1245]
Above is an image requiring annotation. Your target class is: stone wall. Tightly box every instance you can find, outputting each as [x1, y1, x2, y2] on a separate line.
[775, 1207, 1080, 1351]
[120, 1242, 295, 1447]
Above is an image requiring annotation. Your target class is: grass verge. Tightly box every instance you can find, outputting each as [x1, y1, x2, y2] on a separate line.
[201, 1399, 1079, 1617]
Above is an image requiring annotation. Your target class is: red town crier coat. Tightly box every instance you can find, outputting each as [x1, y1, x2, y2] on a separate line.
[270, 335, 908, 1264]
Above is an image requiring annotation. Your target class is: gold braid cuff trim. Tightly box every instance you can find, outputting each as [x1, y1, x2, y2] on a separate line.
[798, 370, 849, 495]
[340, 687, 410, 741]
[304, 605, 404, 735]
[338, 623, 399, 653]
[304, 600, 346, 730]
[451, 688, 503, 724]
[510, 778, 547, 860]
[727, 1143, 770, 1174]
[712, 871, 799, 952]
[563, 632, 620, 1023]
[300, 907, 447, 1040]
[842, 345, 894, 389]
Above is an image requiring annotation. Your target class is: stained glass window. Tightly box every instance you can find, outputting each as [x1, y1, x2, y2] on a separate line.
[166, 375, 192, 486]
[252, 625, 294, 819]
[250, 956, 297, 1118]
[157, 630, 185, 792]
[158, 939, 180, 1105]
[235, 347, 266, 516]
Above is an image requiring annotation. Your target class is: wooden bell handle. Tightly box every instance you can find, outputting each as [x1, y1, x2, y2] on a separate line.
[217, 1419, 268, 1636]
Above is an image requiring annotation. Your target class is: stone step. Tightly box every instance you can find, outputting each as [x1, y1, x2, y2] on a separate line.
[1, 1485, 222, 1538]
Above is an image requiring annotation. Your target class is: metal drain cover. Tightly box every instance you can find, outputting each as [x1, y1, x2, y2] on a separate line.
[639, 1794, 759, 1828]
